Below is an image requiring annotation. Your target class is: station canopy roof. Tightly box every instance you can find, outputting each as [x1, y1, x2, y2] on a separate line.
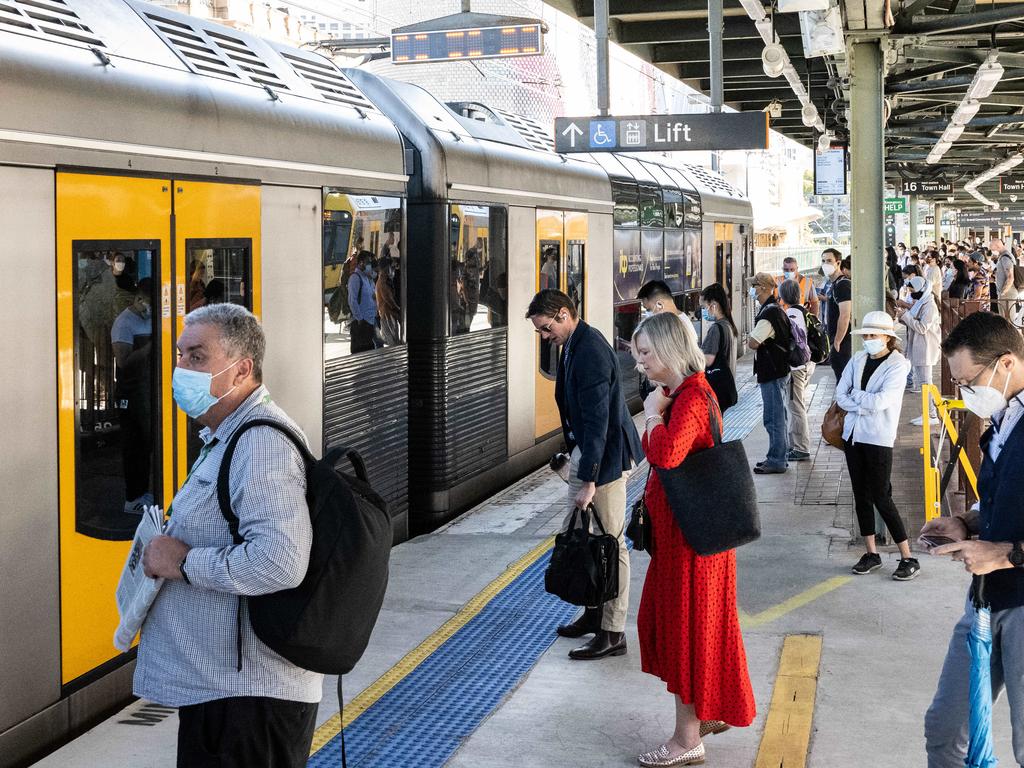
[546, 0, 1024, 210]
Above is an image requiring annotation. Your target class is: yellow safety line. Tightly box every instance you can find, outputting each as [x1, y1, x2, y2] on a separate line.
[754, 634, 824, 768]
[739, 576, 851, 630]
[309, 536, 556, 754]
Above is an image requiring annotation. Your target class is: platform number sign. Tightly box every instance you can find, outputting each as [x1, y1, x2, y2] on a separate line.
[391, 23, 543, 64]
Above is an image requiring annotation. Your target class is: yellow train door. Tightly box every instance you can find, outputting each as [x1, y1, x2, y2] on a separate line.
[55, 173, 260, 686]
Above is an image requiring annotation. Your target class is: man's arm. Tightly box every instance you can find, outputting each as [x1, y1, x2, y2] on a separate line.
[835, 301, 852, 348]
[573, 360, 612, 485]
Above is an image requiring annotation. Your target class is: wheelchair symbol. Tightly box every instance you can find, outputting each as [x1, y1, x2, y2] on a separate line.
[590, 120, 616, 148]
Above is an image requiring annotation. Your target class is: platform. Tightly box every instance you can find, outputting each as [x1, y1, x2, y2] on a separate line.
[34, 361, 1015, 768]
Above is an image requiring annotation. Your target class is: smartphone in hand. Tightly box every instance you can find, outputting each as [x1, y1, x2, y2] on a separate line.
[919, 534, 956, 550]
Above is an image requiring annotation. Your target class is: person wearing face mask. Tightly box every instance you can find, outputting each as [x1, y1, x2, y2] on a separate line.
[111, 278, 155, 515]
[528, 289, 643, 660]
[821, 250, 852, 381]
[699, 282, 738, 379]
[637, 280, 697, 400]
[922, 251, 943, 301]
[631, 312, 756, 768]
[896, 243, 908, 268]
[898, 275, 941, 424]
[136, 302, 323, 768]
[922, 311, 1024, 768]
[747, 272, 793, 474]
[942, 258, 957, 293]
[348, 251, 379, 353]
[835, 311, 918, 580]
[948, 260, 974, 301]
[773, 256, 819, 315]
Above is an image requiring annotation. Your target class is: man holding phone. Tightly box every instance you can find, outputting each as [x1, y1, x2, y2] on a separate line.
[921, 311, 1024, 767]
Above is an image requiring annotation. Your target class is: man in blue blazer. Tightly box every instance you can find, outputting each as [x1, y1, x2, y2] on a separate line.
[527, 289, 644, 660]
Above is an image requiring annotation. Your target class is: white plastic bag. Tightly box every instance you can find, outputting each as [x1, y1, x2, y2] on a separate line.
[113, 505, 166, 651]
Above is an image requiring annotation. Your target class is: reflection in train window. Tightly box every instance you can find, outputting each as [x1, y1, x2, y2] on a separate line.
[613, 302, 642, 402]
[612, 180, 638, 227]
[449, 204, 507, 335]
[185, 239, 252, 312]
[638, 183, 664, 228]
[321, 192, 404, 359]
[567, 240, 585, 321]
[537, 240, 561, 380]
[74, 241, 160, 540]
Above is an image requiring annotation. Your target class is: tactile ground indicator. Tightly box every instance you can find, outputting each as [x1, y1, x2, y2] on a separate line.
[309, 383, 762, 767]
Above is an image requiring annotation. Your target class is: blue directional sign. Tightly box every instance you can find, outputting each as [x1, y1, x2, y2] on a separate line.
[554, 112, 769, 153]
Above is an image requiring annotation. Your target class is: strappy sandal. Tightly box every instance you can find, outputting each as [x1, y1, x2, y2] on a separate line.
[637, 741, 705, 767]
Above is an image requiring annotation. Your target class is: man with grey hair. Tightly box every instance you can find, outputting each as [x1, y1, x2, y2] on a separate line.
[137, 303, 322, 767]
[778, 278, 814, 461]
[991, 236, 1021, 319]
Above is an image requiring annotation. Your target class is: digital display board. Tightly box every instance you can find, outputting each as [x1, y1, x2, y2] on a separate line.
[391, 24, 543, 64]
[814, 147, 847, 196]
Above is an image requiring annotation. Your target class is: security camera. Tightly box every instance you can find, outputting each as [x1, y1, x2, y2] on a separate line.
[762, 43, 786, 78]
[764, 100, 783, 119]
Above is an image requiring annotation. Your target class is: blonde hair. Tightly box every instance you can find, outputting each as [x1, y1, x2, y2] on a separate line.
[632, 312, 705, 380]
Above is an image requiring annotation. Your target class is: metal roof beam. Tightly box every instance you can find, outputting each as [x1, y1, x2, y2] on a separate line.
[653, 38, 798, 62]
[617, 14, 800, 44]
[575, 0, 729, 16]
[677, 58, 807, 77]
[887, 74, 975, 93]
[890, 112, 1024, 129]
[894, 4, 1024, 34]
[904, 45, 988, 64]
[887, 62, 971, 84]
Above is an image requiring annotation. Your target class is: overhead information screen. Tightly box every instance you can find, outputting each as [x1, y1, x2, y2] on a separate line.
[392, 24, 542, 63]
[814, 147, 847, 195]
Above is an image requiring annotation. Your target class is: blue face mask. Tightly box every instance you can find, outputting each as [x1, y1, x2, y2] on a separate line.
[701, 307, 713, 322]
[172, 360, 240, 419]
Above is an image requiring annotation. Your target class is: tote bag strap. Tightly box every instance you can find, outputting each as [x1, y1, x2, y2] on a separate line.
[704, 389, 724, 446]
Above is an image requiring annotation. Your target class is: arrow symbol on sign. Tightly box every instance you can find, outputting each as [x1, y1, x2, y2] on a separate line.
[561, 122, 584, 148]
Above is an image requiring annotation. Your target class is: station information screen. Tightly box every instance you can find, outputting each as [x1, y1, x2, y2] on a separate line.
[814, 147, 847, 195]
[391, 24, 543, 64]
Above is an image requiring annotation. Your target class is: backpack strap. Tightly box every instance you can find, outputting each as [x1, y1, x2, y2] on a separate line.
[714, 319, 728, 369]
[216, 418, 315, 545]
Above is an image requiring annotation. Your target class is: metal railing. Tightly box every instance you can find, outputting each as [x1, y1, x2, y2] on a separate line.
[920, 385, 979, 522]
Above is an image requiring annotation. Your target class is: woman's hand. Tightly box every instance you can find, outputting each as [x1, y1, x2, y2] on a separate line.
[644, 386, 671, 420]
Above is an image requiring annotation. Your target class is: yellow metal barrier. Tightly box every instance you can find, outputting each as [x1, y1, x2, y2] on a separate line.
[920, 384, 979, 522]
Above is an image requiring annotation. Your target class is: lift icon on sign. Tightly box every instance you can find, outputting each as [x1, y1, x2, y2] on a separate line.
[590, 120, 616, 148]
[621, 120, 646, 147]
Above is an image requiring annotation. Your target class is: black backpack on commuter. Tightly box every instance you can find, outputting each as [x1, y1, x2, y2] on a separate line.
[800, 307, 831, 364]
[217, 419, 391, 675]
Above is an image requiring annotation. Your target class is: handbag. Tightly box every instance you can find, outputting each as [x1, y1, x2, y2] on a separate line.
[625, 469, 653, 553]
[654, 392, 760, 556]
[821, 400, 847, 449]
[704, 320, 738, 412]
[544, 504, 620, 606]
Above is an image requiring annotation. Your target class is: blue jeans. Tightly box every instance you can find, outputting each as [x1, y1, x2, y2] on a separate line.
[760, 376, 790, 469]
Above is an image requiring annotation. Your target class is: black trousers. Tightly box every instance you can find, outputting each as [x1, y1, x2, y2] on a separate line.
[177, 696, 317, 768]
[350, 318, 376, 354]
[829, 347, 851, 383]
[843, 440, 908, 544]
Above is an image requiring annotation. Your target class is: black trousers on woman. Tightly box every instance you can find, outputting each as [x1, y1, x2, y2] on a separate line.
[843, 440, 908, 544]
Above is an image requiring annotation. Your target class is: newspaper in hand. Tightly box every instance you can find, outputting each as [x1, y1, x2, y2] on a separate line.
[114, 504, 166, 652]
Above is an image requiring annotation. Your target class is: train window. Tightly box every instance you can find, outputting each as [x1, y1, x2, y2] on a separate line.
[612, 228, 642, 305]
[567, 240, 585, 321]
[73, 241, 161, 540]
[449, 204, 507, 335]
[664, 193, 684, 229]
[638, 183, 664, 228]
[185, 239, 252, 312]
[611, 179, 638, 227]
[537, 240, 561, 379]
[322, 192, 404, 359]
[664, 229, 685, 293]
[641, 229, 664, 286]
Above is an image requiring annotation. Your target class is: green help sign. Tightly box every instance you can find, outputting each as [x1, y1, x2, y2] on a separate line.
[884, 197, 907, 214]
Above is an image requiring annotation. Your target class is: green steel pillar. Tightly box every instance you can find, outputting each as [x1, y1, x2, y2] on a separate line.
[908, 195, 919, 247]
[849, 40, 885, 337]
[849, 40, 888, 543]
[934, 203, 943, 245]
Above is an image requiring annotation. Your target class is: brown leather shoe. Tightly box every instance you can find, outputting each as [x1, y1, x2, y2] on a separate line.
[568, 630, 627, 660]
[555, 607, 602, 638]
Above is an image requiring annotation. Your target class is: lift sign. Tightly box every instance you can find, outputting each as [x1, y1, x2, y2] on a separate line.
[391, 24, 542, 64]
[554, 113, 769, 153]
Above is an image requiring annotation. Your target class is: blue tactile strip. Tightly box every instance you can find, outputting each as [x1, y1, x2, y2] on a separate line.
[308, 379, 763, 768]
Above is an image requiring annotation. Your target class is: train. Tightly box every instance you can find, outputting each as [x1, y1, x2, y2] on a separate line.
[0, 1, 753, 764]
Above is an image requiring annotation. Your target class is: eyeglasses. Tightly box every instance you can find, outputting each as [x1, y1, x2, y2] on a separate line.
[954, 353, 1008, 393]
[534, 315, 564, 334]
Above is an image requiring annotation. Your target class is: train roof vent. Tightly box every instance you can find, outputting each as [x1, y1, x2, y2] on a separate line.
[279, 50, 378, 112]
[204, 28, 290, 91]
[491, 108, 554, 153]
[682, 163, 745, 198]
[0, 0, 105, 47]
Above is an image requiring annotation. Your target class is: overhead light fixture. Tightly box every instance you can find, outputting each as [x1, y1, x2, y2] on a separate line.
[762, 43, 787, 77]
[942, 124, 965, 142]
[801, 101, 819, 127]
[817, 131, 832, 152]
[737, 0, 768, 22]
[952, 100, 981, 126]
[799, 3, 845, 58]
[933, 140, 952, 154]
[927, 151, 944, 165]
[967, 53, 1004, 101]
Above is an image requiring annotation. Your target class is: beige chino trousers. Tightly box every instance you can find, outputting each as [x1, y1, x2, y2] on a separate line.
[563, 447, 630, 633]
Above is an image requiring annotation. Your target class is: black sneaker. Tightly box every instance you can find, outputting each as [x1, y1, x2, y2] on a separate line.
[787, 450, 811, 462]
[893, 558, 921, 581]
[852, 552, 882, 575]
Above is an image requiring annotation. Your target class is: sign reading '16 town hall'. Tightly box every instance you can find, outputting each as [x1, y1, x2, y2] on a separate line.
[554, 113, 770, 153]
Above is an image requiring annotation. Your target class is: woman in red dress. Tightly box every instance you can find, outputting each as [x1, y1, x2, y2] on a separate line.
[632, 312, 756, 767]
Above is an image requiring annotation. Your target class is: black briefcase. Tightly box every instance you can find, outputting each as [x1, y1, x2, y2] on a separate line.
[655, 393, 760, 556]
[544, 504, 619, 606]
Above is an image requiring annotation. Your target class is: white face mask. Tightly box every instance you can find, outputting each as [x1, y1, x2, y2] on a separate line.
[960, 361, 1012, 419]
[863, 338, 887, 356]
[821, 262, 836, 276]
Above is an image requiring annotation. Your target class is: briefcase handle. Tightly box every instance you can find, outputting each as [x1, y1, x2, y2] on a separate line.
[570, 503, 608, 536]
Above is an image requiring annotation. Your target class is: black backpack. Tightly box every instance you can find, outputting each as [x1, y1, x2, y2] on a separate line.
[217, 419, 391, 675]
[1002, 253, 1024, 290]
[799, 306, 831, 364]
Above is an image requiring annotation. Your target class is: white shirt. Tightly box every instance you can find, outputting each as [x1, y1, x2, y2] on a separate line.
[989, 394, 1024, 463]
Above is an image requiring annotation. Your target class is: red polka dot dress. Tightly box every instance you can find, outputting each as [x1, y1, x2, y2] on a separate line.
[637, 372, 757, 727]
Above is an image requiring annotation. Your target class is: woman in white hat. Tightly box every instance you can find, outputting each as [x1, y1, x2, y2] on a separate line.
[836, 311, 920, 581]
[898, 273, 941, 425]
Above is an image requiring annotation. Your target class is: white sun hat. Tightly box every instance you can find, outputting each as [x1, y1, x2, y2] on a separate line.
[851, 310, 899, 338]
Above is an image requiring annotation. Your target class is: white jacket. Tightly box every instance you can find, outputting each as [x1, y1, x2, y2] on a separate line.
[836, 350, 912, 447]
[899, 292, 941, 366]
